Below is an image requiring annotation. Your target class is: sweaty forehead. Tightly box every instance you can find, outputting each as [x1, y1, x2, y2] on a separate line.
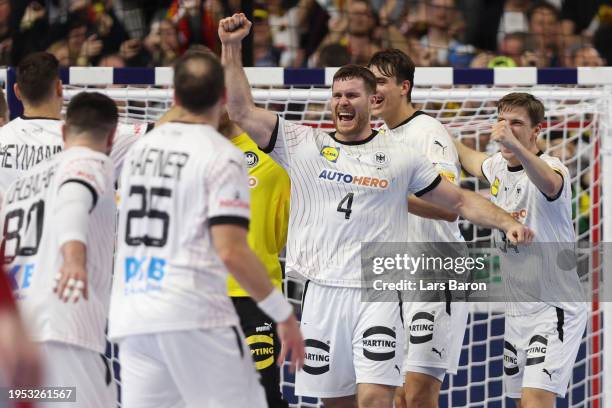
[332, 77, 367, 93]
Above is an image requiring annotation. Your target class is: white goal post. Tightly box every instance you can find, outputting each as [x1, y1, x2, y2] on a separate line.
[2, 66, 609, 408]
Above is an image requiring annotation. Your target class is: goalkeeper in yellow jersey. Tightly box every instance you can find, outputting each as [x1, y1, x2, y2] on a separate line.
[222, 113, 291, 408]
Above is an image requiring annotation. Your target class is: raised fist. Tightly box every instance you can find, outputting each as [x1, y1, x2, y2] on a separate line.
[218, 13, 252, 45]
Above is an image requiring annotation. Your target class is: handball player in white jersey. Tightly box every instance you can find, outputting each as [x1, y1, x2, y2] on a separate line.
[0, 52, 150, 200]
[455, 92, 587, 408]
[220, 13, 532, 407]
[368, 49, 469, 408]
[108, 50, 304, 408]
[1, 91, 120, 407]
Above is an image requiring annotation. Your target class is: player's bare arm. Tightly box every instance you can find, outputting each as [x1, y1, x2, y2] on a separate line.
[420, 178, 534, 244]
[54, 241, 88, 303]
[211, 224, 305, 372]
[492, 120, 563, 198]
[454, 139, 489, 182]
[407, 195, 458, 222]
[219, 13, 277, 149]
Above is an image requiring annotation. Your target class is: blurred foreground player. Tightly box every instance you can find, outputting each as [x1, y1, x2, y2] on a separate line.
[0, 257, 41, 393]
[368, 49, 469, 408]
[221, 13, 532, 408]
[1, 92, 119, 407]
[108, 50, 304, 407]
[455, 92, 587, 408]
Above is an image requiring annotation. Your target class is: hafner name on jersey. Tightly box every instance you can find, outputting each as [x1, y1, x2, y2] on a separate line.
[126, 146, 190, 180]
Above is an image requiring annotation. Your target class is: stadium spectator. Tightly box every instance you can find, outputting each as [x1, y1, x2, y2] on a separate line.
[315, 42, 351, 67]
[166, 0, 222, 53]
[593, 21, 612, 64]
[98, 53, 126, 67]
[267, 0, 301, 67]
[317, 0, 381, 65]
[0, 0, 11, 65]
[468, 0, 530, 53]
[527, 1, 562, 66]
[566, 44, 605, 67]
[143, 17, 182, 66]
[253, 10, 281, 66]
[420, 0, 475, 67]
[499, 32, 527, 66]
[47, 40, 71, 67]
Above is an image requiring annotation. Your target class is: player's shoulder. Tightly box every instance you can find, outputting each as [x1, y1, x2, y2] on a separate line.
[538, 152, 565, 167]
[484, 152, 505, 167]
[59, 146, 112, 170]
[8, 117, 61, 132]
[117, 122, 150, 137]
[538, 152, 570, 177]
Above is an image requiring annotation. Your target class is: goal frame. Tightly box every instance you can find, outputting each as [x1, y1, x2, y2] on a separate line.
[2, 66, 610, 407]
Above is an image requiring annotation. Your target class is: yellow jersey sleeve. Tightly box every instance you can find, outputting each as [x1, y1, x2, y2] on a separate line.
[227, 133, 290, 297]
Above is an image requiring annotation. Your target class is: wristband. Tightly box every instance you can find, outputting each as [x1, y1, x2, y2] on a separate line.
[257, 290, 293, 323]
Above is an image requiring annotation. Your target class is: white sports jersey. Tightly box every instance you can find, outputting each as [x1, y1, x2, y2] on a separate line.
[379, 111, 463, 242]
[265, 117, 441, 287]
[0, 147, 115, 352]
[0, 117, 149, 197]
[108, 122, 250, 339]
[482, 152, 584, 316]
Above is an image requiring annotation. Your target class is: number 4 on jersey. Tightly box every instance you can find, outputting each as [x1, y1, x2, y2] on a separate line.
[337, 193, 354, 220]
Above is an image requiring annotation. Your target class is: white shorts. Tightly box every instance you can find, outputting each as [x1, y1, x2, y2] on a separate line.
[295, 281, 404, 398]
[402, 301, 468, 376]
[38, 341, 116, 408]
[118, 327, 267, 408]
[503, 305, 587, 398]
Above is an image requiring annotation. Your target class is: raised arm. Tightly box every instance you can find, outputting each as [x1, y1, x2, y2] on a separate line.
[420, 178, 534, 244]
[454, 139, 489, 182]
[407, 195, 458, 222]
[219, 14, 278, 149]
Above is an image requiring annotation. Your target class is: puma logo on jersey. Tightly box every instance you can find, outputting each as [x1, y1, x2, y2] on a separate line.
[394, 365, 401, 375]
[542, 368, 553, 380]
[256, 322, 273, 332]
[434, 141, 447, 155]
[431, 347, 444, 358]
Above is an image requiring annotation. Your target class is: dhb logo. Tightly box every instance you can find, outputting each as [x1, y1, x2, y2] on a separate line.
[7, 263, 35, 294]
[124, 256, 166, 295]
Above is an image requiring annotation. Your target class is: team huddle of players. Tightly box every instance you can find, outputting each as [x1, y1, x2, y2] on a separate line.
[0, 11, 586, 408]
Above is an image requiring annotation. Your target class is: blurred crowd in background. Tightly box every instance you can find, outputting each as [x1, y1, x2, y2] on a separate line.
[0, 0, 609, 70]
[0, 0, 600, 240]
